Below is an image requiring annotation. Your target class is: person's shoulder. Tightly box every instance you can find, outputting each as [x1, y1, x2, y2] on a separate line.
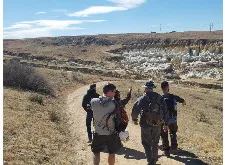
[138, 94, 147, 100]
[90, 97, 100, 104]
[83, 93, 88, 98]
[168, 93, 175, 98]
[152, 92, 162, 98]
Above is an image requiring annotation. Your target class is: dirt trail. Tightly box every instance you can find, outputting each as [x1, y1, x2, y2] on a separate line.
[66, 82, 205, 165]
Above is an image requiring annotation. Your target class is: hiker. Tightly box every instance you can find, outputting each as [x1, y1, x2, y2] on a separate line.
[90, 83, 122, 165]
[131, 81, 169, 165]
[114, 88, 131, 142]
[160, 81, 186, 156]
[114, 88, 132, 108]
[82, 83, 100, 143]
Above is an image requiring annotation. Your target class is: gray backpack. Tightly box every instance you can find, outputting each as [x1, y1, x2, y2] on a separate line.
[145, 95, 162, 125]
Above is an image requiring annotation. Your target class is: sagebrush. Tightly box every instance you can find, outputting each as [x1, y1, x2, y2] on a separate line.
[3, 61, 53, 95]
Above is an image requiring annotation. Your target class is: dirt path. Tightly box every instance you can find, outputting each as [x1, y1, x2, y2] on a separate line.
[66, 82, 205, 165]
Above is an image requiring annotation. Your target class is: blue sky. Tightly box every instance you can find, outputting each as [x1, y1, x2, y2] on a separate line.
[3, 0, 223, 39]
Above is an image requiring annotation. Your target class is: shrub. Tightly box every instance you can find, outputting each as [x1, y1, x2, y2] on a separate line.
[72, 71, 85, 83]
[29, 95, 44, 105]
[3, 61, 53, 95]
[196, 111, 211, 124]
[49, 110, 60, 123]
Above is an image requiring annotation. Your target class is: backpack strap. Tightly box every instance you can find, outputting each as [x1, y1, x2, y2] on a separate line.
[104, 100, 118, 131]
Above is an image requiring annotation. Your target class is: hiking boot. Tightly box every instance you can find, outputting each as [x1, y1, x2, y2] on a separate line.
[87, 140, 92, 143]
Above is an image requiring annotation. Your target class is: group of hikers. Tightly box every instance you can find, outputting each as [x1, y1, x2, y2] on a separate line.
[82, 80, 186, 165]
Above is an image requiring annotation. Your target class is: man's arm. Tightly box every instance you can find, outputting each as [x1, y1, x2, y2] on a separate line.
[82, 94, 89, 112]
[131, 96, 144, 122]
[173, 94, 185, 103]
[121, 91, 131, 107]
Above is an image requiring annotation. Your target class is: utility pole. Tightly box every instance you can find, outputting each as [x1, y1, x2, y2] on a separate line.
[209, 23, 213, 32]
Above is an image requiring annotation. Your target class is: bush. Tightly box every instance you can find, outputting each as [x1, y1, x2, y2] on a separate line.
[3, 61, 53, 95]
[72, 71, 85, 83]
[196, 111, 211, 124]
[49, 110, 60, 123]
[29, 95, 44, 105]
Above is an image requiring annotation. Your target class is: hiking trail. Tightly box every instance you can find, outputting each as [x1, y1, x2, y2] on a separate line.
[66, 82, 205, 165]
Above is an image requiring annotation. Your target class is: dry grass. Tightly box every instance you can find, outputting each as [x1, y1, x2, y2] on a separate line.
[3, 66, 121, 164]
[111, 80, 223, 164]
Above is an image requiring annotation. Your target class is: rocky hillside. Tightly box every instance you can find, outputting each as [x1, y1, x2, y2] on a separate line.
[3, 31, 223, 82]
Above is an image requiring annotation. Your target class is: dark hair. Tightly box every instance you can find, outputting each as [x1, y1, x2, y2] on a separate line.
[103, 83, 116, 94]
[161, 81, 169, 90]
[90, 83, 96, 89]
[114, 90, 120, 99]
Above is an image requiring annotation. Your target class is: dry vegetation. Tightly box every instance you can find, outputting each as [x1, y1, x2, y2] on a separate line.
[3, 31, 223, 165]
[111, 80, 222, 164]
[3, 63, 119, 165]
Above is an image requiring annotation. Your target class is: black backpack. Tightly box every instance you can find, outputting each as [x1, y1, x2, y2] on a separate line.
[144, 95, 162, 125]
[163, 94, 177, 118]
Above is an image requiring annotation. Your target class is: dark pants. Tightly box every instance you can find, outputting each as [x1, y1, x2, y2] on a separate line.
[91, 133, 122, 154]
[141, 125, 161, 165]
[86, 110, 93, 141]
[160, 122, 178, 151]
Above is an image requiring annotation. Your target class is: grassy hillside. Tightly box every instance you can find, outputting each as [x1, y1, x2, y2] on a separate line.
[3, 65, 119, 164]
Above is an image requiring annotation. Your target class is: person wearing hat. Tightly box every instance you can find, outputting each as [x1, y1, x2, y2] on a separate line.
[82, 83, 100, 143]
[131, 81, 169, 165]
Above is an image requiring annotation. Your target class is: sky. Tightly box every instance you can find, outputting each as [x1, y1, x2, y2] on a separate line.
[3, 0, 223, 39]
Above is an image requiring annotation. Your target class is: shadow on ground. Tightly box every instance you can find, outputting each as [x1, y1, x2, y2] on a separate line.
[116, 147, 146, 160]
[168, 148, 208, 165]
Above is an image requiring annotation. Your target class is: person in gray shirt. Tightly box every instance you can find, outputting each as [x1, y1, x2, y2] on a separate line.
[91, 83, 121, 165]
[131, 81, 169, 165]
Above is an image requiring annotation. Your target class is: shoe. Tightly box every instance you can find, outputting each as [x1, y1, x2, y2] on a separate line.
[87, 140, 92, 143]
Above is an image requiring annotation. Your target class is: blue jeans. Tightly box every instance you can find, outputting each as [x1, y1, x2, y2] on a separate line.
[86, 110, 93, 141]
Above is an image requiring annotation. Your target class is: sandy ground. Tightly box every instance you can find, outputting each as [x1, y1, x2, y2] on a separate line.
[66, 82, 207, 165]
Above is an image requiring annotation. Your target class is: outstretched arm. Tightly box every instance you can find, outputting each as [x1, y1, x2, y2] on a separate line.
[173, 95, 184, 103]
[173, 95, 186, 105]
[121, 91, 131, 107]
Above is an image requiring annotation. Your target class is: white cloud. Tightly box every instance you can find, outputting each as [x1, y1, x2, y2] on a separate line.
[108, 0, 146, 8]
[4, 19, 105, 39]
[68, 6, 127, 17]
[35, 12, 46, 15]
[3, 23, 33, 30]
[68, 0, 146, 17]
[17, 20, 105, 28]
